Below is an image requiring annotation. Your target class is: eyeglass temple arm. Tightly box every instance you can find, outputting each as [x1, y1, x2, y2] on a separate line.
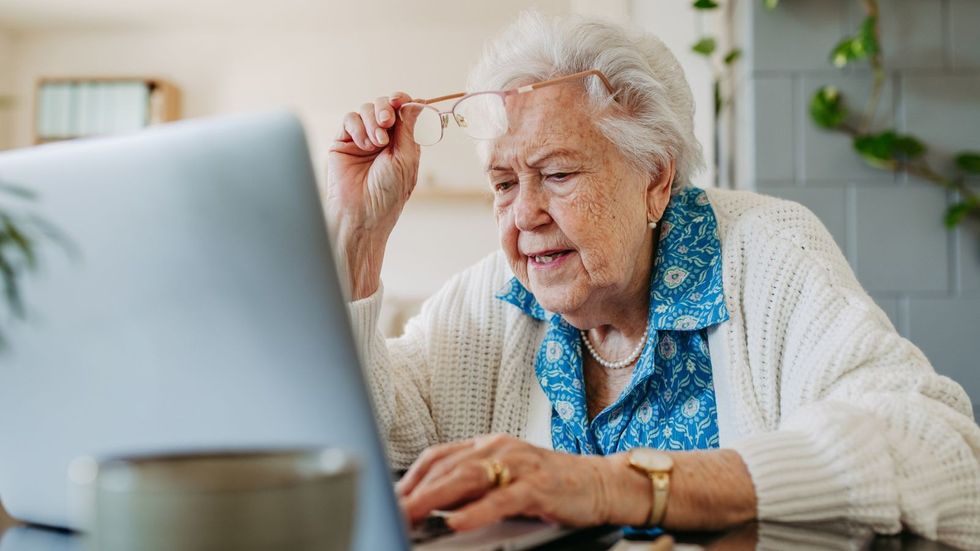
[517, 69, 616, 95]
[415, 92, 467, 105]
[412, 69, 615, 105]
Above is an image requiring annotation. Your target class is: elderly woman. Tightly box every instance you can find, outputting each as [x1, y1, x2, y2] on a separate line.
[325, 12, 980, 548]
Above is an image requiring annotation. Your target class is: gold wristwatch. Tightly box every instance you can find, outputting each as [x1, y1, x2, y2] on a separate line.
[626, 448, 673, 526]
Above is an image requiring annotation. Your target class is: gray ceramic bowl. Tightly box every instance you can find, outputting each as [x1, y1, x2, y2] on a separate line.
[69, 448, 358, 551]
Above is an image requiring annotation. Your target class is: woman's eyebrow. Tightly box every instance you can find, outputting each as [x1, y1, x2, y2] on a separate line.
[486, 148, 584, 173]
[527, 148, 583, 167]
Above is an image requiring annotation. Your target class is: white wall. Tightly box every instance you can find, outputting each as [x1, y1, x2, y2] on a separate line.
[632, 0, 719, 189]
[0, 29, 14, 149]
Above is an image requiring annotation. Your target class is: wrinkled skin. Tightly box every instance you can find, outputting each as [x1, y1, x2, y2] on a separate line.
[488, 84, 672, 333]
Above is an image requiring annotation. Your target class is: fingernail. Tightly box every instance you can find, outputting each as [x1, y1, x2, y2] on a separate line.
[375, 128, 389, 145]
[379, 110, 392, 123]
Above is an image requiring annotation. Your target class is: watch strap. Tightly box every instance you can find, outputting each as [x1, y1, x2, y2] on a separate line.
[649, 471, 670, 525]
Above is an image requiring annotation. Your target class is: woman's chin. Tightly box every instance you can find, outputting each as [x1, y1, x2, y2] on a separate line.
[527, 284, 583, 317]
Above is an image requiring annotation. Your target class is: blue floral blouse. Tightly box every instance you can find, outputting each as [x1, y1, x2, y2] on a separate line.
[495, 186, 729, 455]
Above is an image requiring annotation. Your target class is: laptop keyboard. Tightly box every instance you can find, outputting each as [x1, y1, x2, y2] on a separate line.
[409, 513, 455, 544]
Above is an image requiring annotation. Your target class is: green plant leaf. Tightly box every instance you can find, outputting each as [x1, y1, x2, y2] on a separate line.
[830, 37, 861, 68]
[852, 130, 926, 169]
[858, 15, 880, 58]
[763, 0, 779, 9]
[830, 16, 879, 68]
[853, 132, 899, 169]
[955, 152, 980, 173]
[945, 201, 972, 229]
[1, 216, 35, 269]
[809, 86, 847, 129]
[692, 0, 719, 9]
[723, 49, 742, 65]
[0, 180, 36, 199]
[892, 134, 926, 160]
[691, 37, 716, 56]
[0, 250, 24, 318]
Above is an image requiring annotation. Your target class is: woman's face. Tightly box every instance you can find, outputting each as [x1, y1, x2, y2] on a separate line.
[488, 84, 672, 326]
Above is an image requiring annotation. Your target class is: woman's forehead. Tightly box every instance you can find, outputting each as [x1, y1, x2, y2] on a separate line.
[485, 88, 604, 170]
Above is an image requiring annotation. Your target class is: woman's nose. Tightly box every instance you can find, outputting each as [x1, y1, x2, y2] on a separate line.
[513, 184, 551, 232]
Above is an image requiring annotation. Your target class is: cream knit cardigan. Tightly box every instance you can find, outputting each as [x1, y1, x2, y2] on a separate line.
[348, 188, 980, 548]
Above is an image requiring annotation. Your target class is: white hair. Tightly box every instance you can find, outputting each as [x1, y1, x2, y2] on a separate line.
[467, 11, 704, 190]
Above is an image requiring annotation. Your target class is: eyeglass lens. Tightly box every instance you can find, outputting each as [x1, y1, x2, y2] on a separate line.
[399, 92, 509, 146]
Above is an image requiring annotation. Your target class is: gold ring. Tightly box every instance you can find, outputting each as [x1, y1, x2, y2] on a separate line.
[481, 459, 511, 488]
[481, 459, 497, 485]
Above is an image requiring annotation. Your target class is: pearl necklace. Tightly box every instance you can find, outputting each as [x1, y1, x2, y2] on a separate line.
[580, 322, 650, 370]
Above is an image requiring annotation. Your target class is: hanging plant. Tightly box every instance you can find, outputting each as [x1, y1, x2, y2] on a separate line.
[691, 0, 980, 228]
[0, 181, 69, 348]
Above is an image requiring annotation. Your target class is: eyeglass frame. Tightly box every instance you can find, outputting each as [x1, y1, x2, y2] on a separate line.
[398, 69, 617, 146]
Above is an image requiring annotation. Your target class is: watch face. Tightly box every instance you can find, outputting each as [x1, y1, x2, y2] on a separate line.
[629, 448, 673, 472]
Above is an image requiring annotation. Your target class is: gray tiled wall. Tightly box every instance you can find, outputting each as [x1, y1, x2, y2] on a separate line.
[733, 0, 980, 416]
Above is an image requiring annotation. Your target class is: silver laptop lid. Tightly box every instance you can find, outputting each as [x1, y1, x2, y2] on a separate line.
[0, 112, 408, 551]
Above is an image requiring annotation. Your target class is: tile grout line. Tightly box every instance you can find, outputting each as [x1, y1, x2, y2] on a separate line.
[942, 0, 953, 70]
[951, 190, 962, 296]
[792, 73, 803, 187]
[899, 294, 912, 339]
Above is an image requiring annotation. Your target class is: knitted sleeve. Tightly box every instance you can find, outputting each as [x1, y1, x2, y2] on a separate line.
[723, 199, 980, 549]
[348, 284, 439, 467]
[347, 252, 516, 468]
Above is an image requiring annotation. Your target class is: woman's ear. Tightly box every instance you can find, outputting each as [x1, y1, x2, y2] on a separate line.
[646, 159, 676, 222]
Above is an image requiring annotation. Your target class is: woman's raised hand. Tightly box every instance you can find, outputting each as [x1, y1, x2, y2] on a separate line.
[325, 92, 421, 300]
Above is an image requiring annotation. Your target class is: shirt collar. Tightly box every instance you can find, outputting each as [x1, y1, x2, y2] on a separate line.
[495, 186, 728, 331]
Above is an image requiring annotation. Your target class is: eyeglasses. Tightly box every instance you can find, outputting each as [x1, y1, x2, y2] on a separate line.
[398, 69, 616, 146]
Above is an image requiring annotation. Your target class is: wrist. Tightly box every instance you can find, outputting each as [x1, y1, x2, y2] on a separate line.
[601, 449, 757, 530]
[333, 225, 389, 301]
[600, 453, 656, 526]
[660, 449, 756, 530]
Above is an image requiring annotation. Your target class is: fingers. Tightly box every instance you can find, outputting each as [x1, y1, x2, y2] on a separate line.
[400, 435, 532, 524]
[340, 111, 376, 152]
[401, 460, 496, 523]
[410, 442, 494, 495]
[359, 102, 389, 148]
[378, 91, 413, 127]
[388, 90, 412, 108]
[396, 438, 608, 532]
[396, 439, 473, 497]
[332, 91, 416, 156]
[401, 435, 520, 498]
[446, 483, 535, 532]
[374, 97, 395, 130]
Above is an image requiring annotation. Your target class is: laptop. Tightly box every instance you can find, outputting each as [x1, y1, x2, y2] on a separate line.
[0, 112, 590, 550]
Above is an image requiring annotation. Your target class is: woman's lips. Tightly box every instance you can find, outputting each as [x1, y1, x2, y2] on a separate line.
[528, 249, 574, 269]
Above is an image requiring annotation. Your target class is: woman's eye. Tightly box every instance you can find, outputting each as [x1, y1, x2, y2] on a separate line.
[494, 181, 516, 193]
[545, 172, 574, 182]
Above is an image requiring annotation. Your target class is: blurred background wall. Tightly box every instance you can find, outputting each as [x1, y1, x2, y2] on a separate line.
[0, 0, 719, 321]
[0, 29, 15, 149]
[0, 0, 976, 409]
[733, 0, 980, 416]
